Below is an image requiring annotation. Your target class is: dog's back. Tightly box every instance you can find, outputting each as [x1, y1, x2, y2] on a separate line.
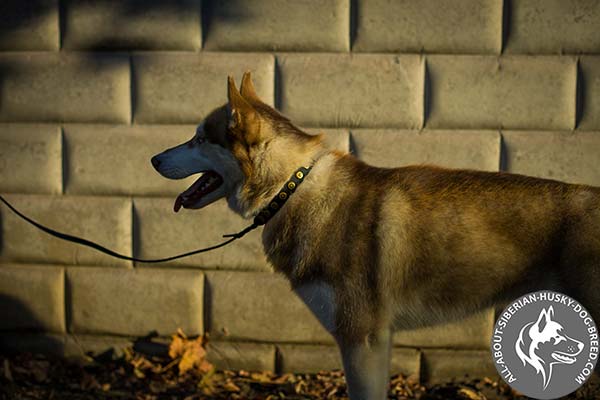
[385, 163, 599, 325]
[265, 153, 600, 339]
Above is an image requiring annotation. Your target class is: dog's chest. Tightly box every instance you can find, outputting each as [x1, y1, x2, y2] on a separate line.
[293, 281, 337, 334]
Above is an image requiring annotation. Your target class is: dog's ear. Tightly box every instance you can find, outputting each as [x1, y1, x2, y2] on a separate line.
[535, 307, 551, 333]
[240, 71, 260, 102]
[227, 76, 259, 140]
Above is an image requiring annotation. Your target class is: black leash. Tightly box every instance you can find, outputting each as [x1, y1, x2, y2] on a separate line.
[0, 166, 312, 264]
[0, 194, 242, 263]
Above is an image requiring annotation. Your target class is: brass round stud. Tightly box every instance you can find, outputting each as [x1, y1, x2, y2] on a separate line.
[263, 210, 271, 218]
[295, 171, 304, 179]
[287, 182, 296, 190]
[270, 202, 279, 210]
[278, 192, 288, 200]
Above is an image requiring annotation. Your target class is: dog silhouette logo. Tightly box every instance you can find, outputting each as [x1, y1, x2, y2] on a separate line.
[491, 291, 598, 399]
[515, 306, 584, 390]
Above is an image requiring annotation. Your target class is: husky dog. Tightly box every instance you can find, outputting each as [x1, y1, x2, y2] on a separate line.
[516, 306, 584, 389]
[152, 72, 600, 399]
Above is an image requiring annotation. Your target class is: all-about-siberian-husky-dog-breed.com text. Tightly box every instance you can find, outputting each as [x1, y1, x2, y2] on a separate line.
[151, 72, 600, 400]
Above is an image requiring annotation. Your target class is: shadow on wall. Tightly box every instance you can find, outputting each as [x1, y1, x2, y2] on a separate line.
[0, 0, 254, 51]
[0, 1, 57, 42]
[0, 294, 64, 355]
[201, 0, 258, 44]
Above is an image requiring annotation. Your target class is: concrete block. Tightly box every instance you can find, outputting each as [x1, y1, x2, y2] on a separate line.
[132, 52, 274, 124]
[133, 198, 268, 270]
[390, 348, 422, 378]
[278, 54, 424, 128]
[0, 124, 62, 194]
[205, 271, 331, 343]
[278, 344, 420, 377]
[278, 344, 341, 373]
[353, 0, 502, 54]
[580, 57, 600, 130]
[393, 310, 495, 350]
[0, 53, 131, 123]
[64, 124, 199, 196]
[62, 0, 201, 50]
[422, 349, 498, 383]
[0, 333, 134, 358]
[0, 264, 65, 333]
[505, 0, 600, 54]
[67, 267, 204, 336]
[203, 0, 348, 51]
[0, 0, 59, 50]
[303, 128, 350, 153]
[63, 334, 134, 359]
[0, 333, 66, 355]
[351, 129, 500, 171]
[502, 130, 600, 186]
[426, 56, 577, 130]
[0, 194, 132, 268]
[207, 341, 276, 372]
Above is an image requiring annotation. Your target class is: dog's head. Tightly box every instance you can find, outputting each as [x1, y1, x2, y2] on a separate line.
[515, 306, 584, 389]
[151, 72, 323, 217]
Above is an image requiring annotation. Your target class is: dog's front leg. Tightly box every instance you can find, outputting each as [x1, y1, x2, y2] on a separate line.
[336, 329, 392, 400]
[293, 282, 391, 399]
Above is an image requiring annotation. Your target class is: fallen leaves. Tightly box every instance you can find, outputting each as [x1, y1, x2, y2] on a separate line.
[168, 329, 213, 376]
[0, 330, 598, 399]
[3, 359, 12, 382]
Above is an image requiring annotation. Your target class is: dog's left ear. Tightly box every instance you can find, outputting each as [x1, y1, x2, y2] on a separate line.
[240, 71, 260, 102]
[227, 76, 260, 142]
[535, 307, 552, 333]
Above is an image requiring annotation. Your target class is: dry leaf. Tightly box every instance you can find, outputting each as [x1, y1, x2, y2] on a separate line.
[458, 387, 486, 400]
[3, 359, 12, 382]
[169, 335, 185, 359]
[29, 360, 49, 382]
[224, 379, 241, 392]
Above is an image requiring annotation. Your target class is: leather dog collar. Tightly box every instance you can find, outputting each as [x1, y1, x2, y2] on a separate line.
[254, 166, 312, 226]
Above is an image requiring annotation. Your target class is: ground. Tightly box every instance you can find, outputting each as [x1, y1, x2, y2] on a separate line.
[1, 332, 598, 399]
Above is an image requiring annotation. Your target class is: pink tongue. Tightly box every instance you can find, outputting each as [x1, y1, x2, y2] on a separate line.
[173, 171, 222, 213]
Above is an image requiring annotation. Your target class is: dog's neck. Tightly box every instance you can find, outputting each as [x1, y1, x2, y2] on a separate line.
[252, 164, 314, 227]
[234, 143, 328, 219]
[260, 151, 342, 280]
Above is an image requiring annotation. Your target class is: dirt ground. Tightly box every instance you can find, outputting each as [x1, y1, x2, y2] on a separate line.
[3, 354, 600, 400]
[1, 332, 598, 399]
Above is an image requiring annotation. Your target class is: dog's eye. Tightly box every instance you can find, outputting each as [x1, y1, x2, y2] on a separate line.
[553, 336, 564, 344]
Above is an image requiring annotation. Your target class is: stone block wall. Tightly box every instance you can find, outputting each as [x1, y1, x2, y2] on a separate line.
[0, 0, 599, 383]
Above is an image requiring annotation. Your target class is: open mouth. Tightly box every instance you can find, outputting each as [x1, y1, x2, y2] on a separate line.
[552, 351, 577, 364]
[174, 170, 223, 212]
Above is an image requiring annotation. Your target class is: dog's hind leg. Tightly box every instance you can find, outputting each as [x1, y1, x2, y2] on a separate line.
[336, 329, 392, 400]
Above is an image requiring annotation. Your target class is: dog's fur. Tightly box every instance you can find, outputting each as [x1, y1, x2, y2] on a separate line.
[152, 72, 600, 399]
[515, 306, 584, 389]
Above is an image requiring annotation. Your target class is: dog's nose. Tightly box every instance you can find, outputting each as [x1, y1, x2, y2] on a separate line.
[151, 155, 161, 169]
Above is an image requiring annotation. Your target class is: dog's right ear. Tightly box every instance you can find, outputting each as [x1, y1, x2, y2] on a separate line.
[227, 76, 260, 143]
[240, 71, 260, 102]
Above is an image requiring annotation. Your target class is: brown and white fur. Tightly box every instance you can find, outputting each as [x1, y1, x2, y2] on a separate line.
[151, 72, 600, 399]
